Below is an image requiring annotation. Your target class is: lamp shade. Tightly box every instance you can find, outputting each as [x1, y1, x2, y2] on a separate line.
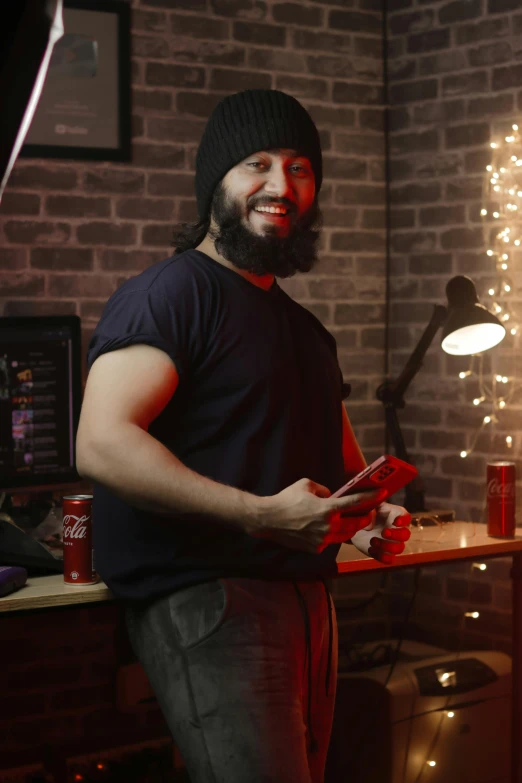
[441, 275, 506, 356]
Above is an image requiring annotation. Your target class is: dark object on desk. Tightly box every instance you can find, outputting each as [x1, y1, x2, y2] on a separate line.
[377, 275, 506, 512]
[0, 565, 28, 596]
[0, 519, 62, 575]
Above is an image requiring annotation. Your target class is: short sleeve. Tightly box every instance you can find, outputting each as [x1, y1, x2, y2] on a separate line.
[87, 267, 205, 378]
[341, 378, 352, 400]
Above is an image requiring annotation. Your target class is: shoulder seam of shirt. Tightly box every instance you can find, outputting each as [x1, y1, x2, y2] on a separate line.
[114, 256, 181, 295]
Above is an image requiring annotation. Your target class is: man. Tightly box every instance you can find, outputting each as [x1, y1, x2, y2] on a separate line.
[76, 89, 411, 783]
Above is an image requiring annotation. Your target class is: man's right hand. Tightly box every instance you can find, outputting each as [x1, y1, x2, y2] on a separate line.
[253, 478, 387, 554]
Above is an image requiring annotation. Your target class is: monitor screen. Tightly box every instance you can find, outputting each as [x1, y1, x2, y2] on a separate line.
[0, 315, 82, 491]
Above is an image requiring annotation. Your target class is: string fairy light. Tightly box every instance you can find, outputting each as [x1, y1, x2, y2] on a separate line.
[415, 561, 488, 776]
[458, 123, 522, 457]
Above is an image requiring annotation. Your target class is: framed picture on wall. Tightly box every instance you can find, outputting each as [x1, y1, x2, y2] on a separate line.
[20, 0, 131, 162]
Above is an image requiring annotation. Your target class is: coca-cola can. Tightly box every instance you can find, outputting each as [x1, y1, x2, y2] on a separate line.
[487, 461, 516, 537]
[62, 494, 97, 584]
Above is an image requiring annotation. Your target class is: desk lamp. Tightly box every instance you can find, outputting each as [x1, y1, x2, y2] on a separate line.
[377, 275, 506, 512]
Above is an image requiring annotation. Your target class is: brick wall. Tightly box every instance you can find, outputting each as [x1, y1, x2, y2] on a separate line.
[387, 0, 522, 522]
[0, 0, 388, 458]
[0, 603, 175, 779]
[0, 0, 386, 773]
[1, 0, 518, 771]
[351, 0, 522, 669]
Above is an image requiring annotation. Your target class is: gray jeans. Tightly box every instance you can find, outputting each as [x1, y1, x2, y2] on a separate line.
[125, 576, 338, 783]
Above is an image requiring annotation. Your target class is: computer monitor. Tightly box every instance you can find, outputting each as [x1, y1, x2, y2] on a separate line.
[0, 315, 83, 492]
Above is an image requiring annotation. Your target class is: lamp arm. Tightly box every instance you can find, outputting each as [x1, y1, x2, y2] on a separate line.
[383, 403, 427, 512]
[376, 303, 448, 513]
[377, 304, 448, 406]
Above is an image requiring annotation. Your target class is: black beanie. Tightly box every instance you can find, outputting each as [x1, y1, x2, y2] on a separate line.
[195, 89, 323, 221]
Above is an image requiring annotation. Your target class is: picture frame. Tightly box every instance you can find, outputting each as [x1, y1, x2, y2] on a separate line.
[20, 0, 131, 162]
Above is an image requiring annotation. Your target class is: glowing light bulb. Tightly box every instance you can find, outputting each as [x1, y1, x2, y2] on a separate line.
[459, 371, 471, 379]
[495, 305, 502, 313]
[460, 451, 468, 458]
[515, 240, 521, 246]
[465, 611, 480, 619]
[473, 396, 485, 405]
[494, 186, 501, 192]
[487, 165, 493, 171]
[502, 253, 509, 259]
[487, 249, 494, 255]
[503, 236, 510, 242]
[507, 436, 513, 446]
[481, 209, 488, 216]
[447, 711, 455, 717]
[504, 284, 511, 292]
[427, 760, 437, 767]
[493, 172, 499, 179]
[491, 142, 498, 148]
[518, 191, 522, 197]
[511, 328, 517, 335]
[502, 263, 508, 269]
[513, 124, 519, 130]
[512, 154, 518, 161]
[499, 399, 506, 409]
[493, 212, 500, 218]
[473, 563, 487, 571]
[502, 313, 510, 321]
[502, 376, 508, 383]
[484, 416, 491, 424]
[488, 288, 495, 295]
[496, 374, 503, 382]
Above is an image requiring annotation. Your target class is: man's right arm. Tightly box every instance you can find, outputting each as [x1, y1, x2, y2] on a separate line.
[76, 344, 384, 551]
[76, 343, 267, 532]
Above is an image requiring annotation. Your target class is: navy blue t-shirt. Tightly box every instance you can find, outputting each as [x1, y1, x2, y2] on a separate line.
[87, 250, 347, 602]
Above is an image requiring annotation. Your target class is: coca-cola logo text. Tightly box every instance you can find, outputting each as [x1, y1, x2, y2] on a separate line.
[63, 514, 90, 539]
[487, 478, 515, 499]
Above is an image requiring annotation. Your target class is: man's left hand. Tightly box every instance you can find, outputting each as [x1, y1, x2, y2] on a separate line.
[351, 502, 411, 565]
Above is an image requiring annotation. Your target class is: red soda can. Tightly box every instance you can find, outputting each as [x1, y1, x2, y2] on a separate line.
[487, 461, 516, 537]
[62, 494, 97, 584]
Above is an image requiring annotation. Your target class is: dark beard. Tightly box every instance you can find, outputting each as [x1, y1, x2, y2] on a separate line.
[207, 182, 323, 278]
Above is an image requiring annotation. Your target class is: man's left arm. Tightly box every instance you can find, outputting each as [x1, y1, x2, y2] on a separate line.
[340, 403, 411, 564]
[341, 403, 367, 478]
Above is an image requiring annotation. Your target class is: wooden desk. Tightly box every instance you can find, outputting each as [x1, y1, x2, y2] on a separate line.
[337, 520, 522, 571]
[2, 522, 522, 781]
[3, 522, 521, 613]
[339, 521, 522, 783]
[0, 573, 112, 612]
